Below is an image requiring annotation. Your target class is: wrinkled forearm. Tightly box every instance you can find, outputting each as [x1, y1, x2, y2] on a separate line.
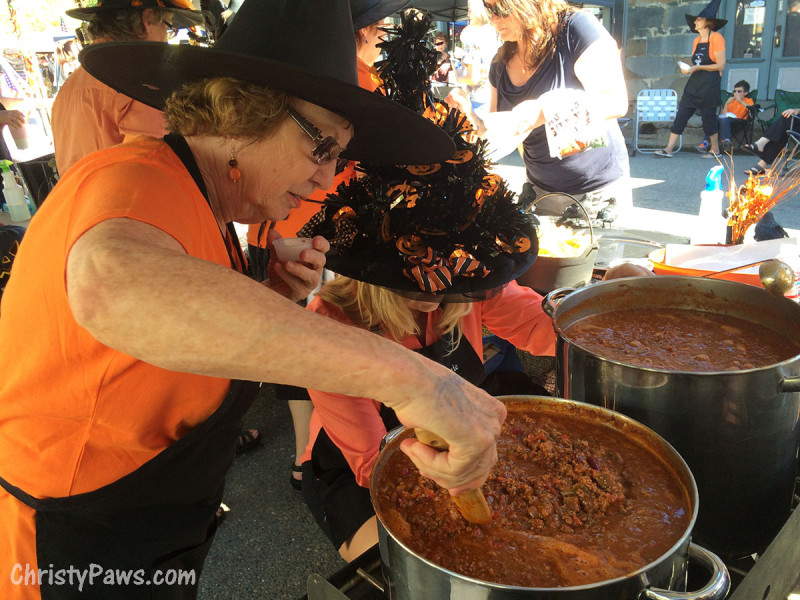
[66, 219, 432, 402]
[67, 219, 506, 491]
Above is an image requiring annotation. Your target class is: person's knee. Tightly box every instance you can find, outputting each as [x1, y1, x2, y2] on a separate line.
[338, 516, 378, 562]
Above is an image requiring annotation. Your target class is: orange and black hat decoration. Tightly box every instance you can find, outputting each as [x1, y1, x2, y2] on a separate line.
[299, 11, 538, 301]
[66, 0, 204, 29]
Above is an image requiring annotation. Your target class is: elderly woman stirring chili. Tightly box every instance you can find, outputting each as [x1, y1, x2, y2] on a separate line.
[0, 1, 505, 598]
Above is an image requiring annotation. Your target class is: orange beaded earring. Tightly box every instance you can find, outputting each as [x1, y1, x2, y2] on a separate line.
[228, 144, 241, 183]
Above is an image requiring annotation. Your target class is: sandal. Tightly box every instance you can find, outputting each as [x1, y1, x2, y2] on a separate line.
[742, 143, 762, 158]
[701, 152, 722, 159]
[216, 502, 230, 525]
[743, 166, 766, 176]
[290, 463, 303, 491]
[235, 428, 262, 455]
[653, 149, 673, 158]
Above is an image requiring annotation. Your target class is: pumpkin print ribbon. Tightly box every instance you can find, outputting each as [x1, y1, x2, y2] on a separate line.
[397, 236, 488, 293]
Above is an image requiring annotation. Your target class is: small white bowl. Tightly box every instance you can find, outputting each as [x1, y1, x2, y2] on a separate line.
[272, 237, 314, 262]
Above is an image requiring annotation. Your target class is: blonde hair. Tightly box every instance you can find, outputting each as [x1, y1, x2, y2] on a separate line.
[318, 276, 472, 348]
[165, 77, 289, 139]
[493, 0, 574, 71]
[468, 0, 491, 27]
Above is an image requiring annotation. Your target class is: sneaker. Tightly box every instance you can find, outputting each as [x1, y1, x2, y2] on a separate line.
[721, 139, 732, 154]
[696, 140, 710, 153]
[654, 149, 673, 158]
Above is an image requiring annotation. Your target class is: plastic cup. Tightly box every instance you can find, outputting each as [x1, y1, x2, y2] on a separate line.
[271, 237, 314, 262]
[9, 123, 28, 150]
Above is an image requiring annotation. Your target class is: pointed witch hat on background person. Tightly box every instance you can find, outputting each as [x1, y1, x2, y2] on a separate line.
[78, 0, 454, 165]
[66, 0, 204, 30]
[685, 0, 728, 32]
[298, 10, 539, 301]
[351, 0, 413, 30]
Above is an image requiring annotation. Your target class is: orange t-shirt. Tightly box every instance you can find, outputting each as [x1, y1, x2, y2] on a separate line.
[246, 57, 381, 247]
[52, 65, 167, 175]
[692, 31, 726, 65]
[0, 136, 230, 598]
[725, 96, 754, 120]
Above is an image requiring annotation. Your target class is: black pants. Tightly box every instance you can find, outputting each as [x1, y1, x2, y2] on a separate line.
[761, 115, 799, 165]
[671, 104, 718, 137]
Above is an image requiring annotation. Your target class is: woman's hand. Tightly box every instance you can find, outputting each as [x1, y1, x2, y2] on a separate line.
[511, 99, 544, 131]
[0, 110, 25, 129]
[782, 108, 800, 118]
[382, 360, 506, 494]
[445, 87, 473, 118]
[265, 229, 329, 302]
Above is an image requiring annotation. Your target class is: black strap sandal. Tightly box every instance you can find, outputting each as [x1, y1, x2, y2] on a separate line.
[743, 166, 766, 176]
[290, 464, 303, 491]
[235, 428, 263, 455]
[742, 143, 763, 158]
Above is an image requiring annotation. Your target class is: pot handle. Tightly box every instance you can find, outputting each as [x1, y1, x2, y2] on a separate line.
[541, 286, 576, 317]
[642, 542, 730, 600]
[778, 376, 800, 393]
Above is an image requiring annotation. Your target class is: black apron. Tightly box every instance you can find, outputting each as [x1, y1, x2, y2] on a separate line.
[681, 40, 721, 110]
[303, 331, 485, 547]
[0, 135, 260, 599]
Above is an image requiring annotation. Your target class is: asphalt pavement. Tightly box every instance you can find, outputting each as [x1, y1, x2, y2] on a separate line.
[200, 147, 800, 600]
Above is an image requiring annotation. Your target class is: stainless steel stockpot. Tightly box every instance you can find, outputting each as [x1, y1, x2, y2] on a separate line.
[371, 395, 729, 600]
[545, 275, 800, 558]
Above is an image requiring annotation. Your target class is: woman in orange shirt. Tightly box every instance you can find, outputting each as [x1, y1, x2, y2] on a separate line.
[655, 0, 727, 159]
[0, 2, 501, 598]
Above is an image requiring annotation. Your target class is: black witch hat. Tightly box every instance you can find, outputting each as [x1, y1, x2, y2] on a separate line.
[351, 0, 412, 30]
[78, 0, 455, 165]
[66, 0, 204, 30]
[298, 10, 538, 301]
[685, 0, 728, 32]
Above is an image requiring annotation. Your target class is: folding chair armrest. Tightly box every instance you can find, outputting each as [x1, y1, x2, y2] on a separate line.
[757, 101, 777, 121]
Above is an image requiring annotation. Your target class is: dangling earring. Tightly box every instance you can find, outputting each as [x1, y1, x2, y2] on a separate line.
[228, 143, 241, 183]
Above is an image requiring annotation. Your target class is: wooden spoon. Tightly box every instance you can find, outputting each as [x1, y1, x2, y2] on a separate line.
[414, 428, 493, 525]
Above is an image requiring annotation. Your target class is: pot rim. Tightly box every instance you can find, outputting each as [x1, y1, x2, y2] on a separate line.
[551, 276, 800, 375]
[371, 395, 700, 592]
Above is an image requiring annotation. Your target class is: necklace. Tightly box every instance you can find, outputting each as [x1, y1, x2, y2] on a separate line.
[515, 51, 530, 75]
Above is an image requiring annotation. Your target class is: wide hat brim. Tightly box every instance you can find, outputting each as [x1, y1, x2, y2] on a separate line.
[80, 41, 455, 164]
[685, 14, 728, 32]
[66, 7, 204, 29]
[324, 236, 539, 300]
[351, 0, 413, 30]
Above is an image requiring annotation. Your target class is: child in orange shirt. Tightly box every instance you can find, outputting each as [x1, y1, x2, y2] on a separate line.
[698, 79, 754, 154]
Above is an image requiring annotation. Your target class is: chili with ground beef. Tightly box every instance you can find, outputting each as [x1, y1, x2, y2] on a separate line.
[562, 307, 800, 372]
[373, 405, 691, 588]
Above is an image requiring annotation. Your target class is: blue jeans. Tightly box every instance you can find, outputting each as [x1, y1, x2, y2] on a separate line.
[702, 116, 736, 147]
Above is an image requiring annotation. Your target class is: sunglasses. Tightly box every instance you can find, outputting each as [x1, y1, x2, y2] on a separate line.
[483, 1, 510, 18]
[285, 106, 349, 175]
[733, 89, 746, 93]
[434, 41, 446, 47]
[163, 20, 179, 40]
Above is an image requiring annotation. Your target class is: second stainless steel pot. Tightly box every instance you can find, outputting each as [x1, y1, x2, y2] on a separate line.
[546, 275, 800, 558]
[372, 396, 729, 600]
